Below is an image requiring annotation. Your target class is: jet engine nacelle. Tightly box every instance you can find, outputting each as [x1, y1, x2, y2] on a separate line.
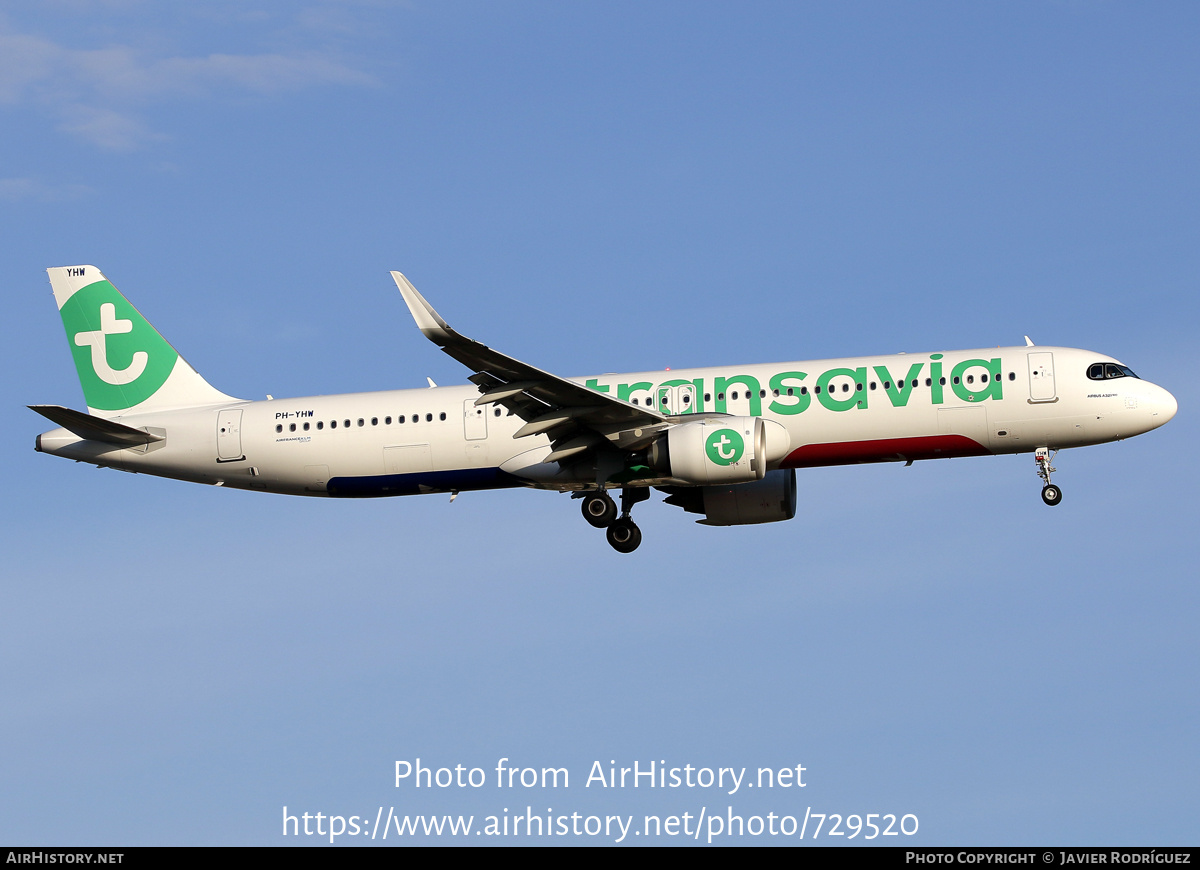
[661, 469, 798, 526]
[698, 469, 798, 526]
[648, 416, 791, 485]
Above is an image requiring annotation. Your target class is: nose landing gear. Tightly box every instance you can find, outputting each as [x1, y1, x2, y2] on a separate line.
[1035, 447, 1063, 506]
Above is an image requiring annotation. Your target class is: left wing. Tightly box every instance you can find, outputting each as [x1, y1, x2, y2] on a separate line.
[391, 271, 669, 463]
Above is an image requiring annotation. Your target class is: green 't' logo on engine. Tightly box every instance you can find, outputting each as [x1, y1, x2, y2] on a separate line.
[59, 280, 178, 411]
[705, 428, 745, 465]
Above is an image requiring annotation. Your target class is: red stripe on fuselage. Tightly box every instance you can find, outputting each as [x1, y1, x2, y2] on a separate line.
[782, 435, 991, 468]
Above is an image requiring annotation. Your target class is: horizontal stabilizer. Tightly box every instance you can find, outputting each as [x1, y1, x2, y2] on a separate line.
[28, 404, 165, 447]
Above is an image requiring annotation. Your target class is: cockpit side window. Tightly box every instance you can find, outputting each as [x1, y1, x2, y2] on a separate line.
[1088, 362, 1139, 380]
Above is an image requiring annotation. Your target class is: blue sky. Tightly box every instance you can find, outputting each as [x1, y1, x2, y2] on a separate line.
[2, 1, 1197, 845]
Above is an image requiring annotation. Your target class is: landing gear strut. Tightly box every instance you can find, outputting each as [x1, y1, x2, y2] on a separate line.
[1035, 447, 1063, 506]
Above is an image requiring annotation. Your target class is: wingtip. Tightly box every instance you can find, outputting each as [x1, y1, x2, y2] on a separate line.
[391, 270, 451, 337]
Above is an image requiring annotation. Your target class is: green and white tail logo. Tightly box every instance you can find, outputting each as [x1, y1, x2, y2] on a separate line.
[705, 428, 745, 465]
[59, 279, 178, 411]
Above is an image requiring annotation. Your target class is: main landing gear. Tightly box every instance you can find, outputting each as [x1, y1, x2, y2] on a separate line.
[581, 491, 618, 528]
[1035, 447, 1063, 506]
[606, 516, 642, 554]
[579, 487, 648, 553]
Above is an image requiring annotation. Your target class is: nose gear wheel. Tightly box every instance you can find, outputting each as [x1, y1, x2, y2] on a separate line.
[1041, 484, 1062, 506]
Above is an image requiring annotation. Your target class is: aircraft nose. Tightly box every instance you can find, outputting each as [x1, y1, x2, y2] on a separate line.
[1148, 384, 1177, 428]
[1160, 387, 1178, 423]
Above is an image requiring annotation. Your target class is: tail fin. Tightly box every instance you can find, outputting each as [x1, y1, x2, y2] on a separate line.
[47, 266, 239, 417]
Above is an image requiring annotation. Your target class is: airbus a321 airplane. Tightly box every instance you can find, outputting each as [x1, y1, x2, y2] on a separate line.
[32, 266, 1177, 553]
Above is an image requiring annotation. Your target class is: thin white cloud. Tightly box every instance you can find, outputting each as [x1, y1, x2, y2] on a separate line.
[0, 177, 94, 201]
[55, 104, 162, 151]
[0, 17, 376, 150]
[0, 31, 58, 104]
[152, 52, 375, 96]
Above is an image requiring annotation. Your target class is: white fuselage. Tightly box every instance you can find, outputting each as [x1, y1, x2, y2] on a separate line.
[36, 345, 1177, 497]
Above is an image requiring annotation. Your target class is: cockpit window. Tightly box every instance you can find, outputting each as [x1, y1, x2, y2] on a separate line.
[1087, 362, 1139, 380]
